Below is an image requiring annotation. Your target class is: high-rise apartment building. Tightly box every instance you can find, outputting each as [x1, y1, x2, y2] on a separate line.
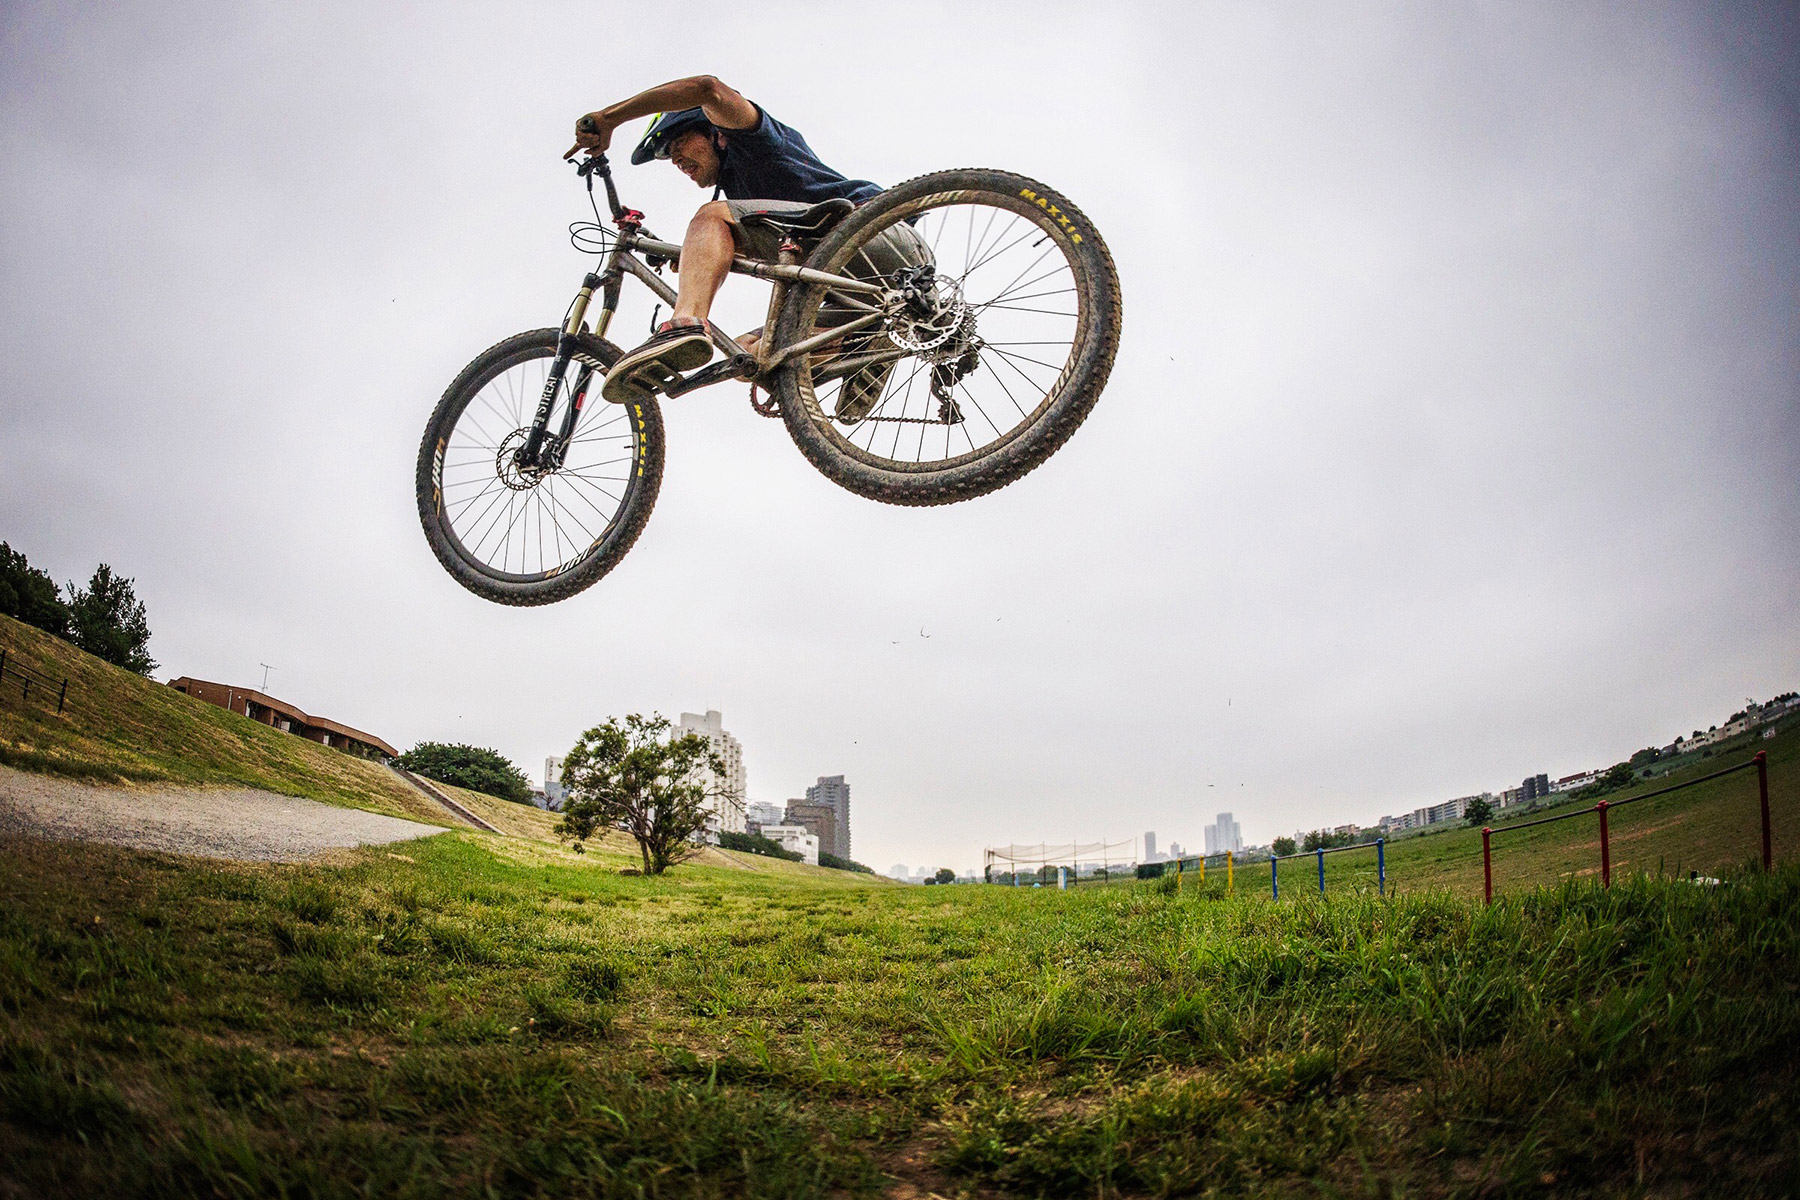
[804, 774, 851, 860]
[1144, 831, 1159, 862]
[677, 710, 746, 837]
[744, 800, 786, 833]
[1203, 812, 1244, 856]
[543, 756, 567, 811]
[785, 799, 839, 858]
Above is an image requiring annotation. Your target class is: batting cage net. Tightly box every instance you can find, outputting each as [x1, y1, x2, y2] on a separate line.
[983, 840, 1138, 885]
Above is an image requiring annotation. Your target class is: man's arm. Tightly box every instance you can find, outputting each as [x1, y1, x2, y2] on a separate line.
[564, 75, 758, 159]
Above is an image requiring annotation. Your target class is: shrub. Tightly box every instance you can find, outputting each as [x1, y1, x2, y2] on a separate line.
[398, 742, 533, 804]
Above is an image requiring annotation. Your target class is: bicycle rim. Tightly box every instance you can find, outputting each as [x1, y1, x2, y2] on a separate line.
[429, 339, 646, 587]
[792, 192, 1091, 471]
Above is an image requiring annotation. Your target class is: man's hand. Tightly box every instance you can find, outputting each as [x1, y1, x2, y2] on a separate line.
[565, 112, 614, 160]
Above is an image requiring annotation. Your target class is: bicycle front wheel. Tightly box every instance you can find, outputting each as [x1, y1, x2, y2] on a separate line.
[415, 328, 662, 605]
[772, 169, 1121, 505]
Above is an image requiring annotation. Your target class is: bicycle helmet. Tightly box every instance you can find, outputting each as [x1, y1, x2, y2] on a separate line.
[630, 108, 714, 165]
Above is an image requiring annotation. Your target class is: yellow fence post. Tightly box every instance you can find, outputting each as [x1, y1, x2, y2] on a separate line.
[1176, 857, 1183, 893]
[1227, 850, 1234, 894]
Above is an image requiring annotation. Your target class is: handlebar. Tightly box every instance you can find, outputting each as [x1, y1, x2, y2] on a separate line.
[573, 152, 626, 222]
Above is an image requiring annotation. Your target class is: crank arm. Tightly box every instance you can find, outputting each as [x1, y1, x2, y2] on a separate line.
[662, 353, 756, 398]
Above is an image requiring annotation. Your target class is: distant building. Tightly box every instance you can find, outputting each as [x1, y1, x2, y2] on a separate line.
[678, 710, 746, 838]
[745, 800, 786, 834]
[759, 824, 819, 866]
[1204, 812, 1243, 856]
[785, 799, 839, 858]
[887, 863, 910, 881]
[805, 774, 852, 861]
[1144, 831, 1159, 862]
[1551, 770, 1597, 793]
[1520, 774, 1549, 803]
[166, 678, 395, 759]
[542, 756, 567, 811]
[1168, 841, 1185, 859]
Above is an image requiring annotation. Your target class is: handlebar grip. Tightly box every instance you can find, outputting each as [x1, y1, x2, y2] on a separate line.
[576, 115, 599, 135]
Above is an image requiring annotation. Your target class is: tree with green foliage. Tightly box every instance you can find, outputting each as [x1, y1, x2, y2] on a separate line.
[397, 742, 532, 804]
[820, 852, 873, 874]
[0, 543, 70, 638]
[1464, 795, 1495, 826]
[555, 713, 724, 875]
[65, 564, 156, 675]
[1574, 761, 1635, 800]
[1271, 836, 1297, 857]
[933, 867, 955, 885]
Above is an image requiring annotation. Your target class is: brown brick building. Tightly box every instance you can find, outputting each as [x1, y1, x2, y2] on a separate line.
[166, 677, 396, 760]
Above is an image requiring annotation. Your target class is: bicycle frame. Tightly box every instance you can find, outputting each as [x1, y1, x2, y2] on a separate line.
[517, 154, 895, 472]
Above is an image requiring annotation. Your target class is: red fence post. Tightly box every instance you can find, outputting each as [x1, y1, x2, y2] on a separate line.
[1482, 827, 1493, 906]
[1597, 800, 1611, 887]
[1756, 750, 1771, 870]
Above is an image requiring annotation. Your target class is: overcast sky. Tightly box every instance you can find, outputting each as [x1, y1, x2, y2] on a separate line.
[3, 2, 1795, 875]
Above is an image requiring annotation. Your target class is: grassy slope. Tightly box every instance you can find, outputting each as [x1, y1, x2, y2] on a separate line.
[1, 825, 1794, 1198]
[0, 614, 448, 824]
[1253, 722, 1800, 901]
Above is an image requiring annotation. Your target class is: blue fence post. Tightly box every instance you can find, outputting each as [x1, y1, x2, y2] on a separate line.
[1271, 855, 1279, 900]
[1317, 848, 1326, 895]
[1377, 839, 1385, 895]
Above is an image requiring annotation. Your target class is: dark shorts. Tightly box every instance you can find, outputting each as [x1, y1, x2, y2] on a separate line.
[724, 199, 932, 278]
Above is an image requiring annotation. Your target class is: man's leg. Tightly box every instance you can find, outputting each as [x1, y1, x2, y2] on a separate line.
[600, 201, 736, 401]
[671, 200, 736, 326]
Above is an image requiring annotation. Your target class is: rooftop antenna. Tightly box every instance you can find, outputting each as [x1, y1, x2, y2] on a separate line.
[259, 663, 276, 692]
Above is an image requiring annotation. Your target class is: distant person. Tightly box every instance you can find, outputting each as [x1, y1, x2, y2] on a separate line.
[564, 74, 926, 410]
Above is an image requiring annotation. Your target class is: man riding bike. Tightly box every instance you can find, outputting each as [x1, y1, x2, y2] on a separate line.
[564, 74, 927, 416]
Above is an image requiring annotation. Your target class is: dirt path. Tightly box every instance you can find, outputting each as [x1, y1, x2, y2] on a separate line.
[0, 764, 447, 863]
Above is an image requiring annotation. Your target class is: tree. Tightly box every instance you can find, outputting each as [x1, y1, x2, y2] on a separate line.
[65, 564, 156, 674]
[933, 867, 955, 885]
[1464, 795, 1494, 826]
[1574, 761, 1634, 800]
[1271, 836, 1297, 857]
[555, 713, 724, 875]
[0, 542, 70, 638]
[397, 742, 533, 804]
[820, 852, 873, 874]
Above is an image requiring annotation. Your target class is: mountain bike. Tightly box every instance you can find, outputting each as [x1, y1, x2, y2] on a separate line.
[416, 152, 1121, 605]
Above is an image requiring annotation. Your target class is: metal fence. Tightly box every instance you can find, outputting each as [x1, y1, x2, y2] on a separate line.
[1481, 750, 1772, 904]
[1269, 839, 1386, 899]
[0, 646, 70, 714]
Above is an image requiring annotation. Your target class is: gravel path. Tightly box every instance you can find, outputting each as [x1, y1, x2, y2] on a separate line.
[0, 765, 446, 863]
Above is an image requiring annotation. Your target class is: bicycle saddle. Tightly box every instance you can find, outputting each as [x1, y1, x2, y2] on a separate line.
[739, 197, 855, 237]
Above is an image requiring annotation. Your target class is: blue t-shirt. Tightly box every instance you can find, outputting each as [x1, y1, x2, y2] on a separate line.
[716, 104, 880, 205]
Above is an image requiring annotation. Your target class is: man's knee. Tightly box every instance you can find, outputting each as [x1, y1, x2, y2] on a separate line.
[691, 200, 732, 229]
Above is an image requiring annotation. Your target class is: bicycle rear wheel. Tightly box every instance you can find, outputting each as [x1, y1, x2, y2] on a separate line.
[415, 328, 662, 605]
[772, 169, 1121, 505]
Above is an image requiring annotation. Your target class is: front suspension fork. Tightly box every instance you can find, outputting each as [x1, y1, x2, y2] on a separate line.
[519, 270, 618, 468]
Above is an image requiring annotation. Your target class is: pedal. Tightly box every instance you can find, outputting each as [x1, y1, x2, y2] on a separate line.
[663, 354, 755, 398]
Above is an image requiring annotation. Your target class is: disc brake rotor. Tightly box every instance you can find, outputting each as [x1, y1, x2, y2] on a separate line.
[886, 272, 970, 354]
[496, 429, 548, 491]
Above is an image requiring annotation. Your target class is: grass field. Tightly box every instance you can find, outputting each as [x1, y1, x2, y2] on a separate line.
[3, 823, 1797, 1197]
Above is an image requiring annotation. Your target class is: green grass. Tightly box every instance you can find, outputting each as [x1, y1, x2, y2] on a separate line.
[2, 825, 1795, 1197]
[0, 613, 449, 823]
